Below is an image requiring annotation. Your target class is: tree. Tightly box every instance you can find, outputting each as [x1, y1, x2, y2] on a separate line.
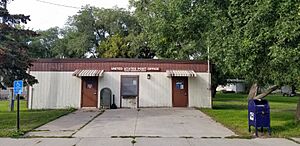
[131, 0, 300, 121]
[68, 6, 153, 58]
[29, 6, 153, 59]
[130, 0, 211, 59]
[98, 34, 136, 58]
[28, 26, 96, 58]
[98, 32, 155, 58]
[207, 0, 300, 121]
[55, 27, 92, 58]
[131, 0, 230, 95]
[27, 6, 154, 59]
[0, 0, 37, 87]
[28, 27, 61, 58]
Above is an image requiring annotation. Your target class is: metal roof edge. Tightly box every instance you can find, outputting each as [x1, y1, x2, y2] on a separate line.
[32, 58, 211, 64]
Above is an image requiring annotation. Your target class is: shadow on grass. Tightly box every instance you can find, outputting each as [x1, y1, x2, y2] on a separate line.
[215, 93, 299, 104]
[0, 109, 70, 113]
[265, 97, 299, 104]
[271, 121, 300, 136]
[212, 104, 248, 110]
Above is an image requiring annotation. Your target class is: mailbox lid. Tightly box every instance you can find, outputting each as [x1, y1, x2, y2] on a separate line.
[253, 99, 269, 106]
[254, 99, 270, 113]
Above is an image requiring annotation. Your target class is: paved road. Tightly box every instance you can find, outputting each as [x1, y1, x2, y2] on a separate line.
[1, 108, 299, 146]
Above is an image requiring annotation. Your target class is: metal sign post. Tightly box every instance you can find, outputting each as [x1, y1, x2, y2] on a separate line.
[10, 89, 14, 112]
[16, 94, 20, 131]
[13, 80, 23, 132]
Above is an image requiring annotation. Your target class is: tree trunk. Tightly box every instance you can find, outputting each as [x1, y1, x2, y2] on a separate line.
[253, 85, 279, 100]
[296, 97, 300, 122]
[247, 84, 300, 122]
[248, 83, 258, 100]
[211, 84, 217, 98]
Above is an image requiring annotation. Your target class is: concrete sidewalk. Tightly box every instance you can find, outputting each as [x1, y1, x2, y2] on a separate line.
[2, 108, 300, 145]
[0, 138, 299, 146]
[74, 108, 235, 138]
[135, 138, 300, 146]
[291, 138, 300, 144]
[25, 109, 102, 137]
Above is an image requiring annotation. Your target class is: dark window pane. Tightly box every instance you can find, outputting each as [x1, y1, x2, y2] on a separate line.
[121, 76, 138, 96]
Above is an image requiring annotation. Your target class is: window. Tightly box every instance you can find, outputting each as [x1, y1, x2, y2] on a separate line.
[121, 76, 139, 97]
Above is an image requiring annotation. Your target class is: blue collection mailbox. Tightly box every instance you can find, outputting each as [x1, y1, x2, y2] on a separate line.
[248, 99, 271, 136]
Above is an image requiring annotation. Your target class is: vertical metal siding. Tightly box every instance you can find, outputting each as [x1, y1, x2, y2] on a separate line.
[138, 72, 172, 107]
[188, 73, 212, 108]
[99, 72, 172, 108]
[30, 72, 81, 109]
[30, 71, 211, 109]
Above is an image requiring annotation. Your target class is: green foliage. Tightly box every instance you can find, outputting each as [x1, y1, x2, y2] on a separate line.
[29, 6, 154, 59]
[0, 0, 37, 87]
[26, 0, 300, 89]
[131, 0, 231, 95]
[29, 27, 90, 58]
[28, 27, 60, 58]
[56, 28, 92, 58]
[131, 0, 211, 59]
[208, 0, 300, 87]
[99, 34, 135, 58]
[71, 6, 154, 58]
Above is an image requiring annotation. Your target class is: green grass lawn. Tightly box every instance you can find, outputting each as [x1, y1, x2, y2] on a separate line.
[0, 100, 27, 111]
[200, 93, 300, 138]
[0, 100, 75, 137]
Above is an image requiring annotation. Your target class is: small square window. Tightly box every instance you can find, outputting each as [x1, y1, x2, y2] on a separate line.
[121, 76, 139, 97]
[86, 81, 94, 89]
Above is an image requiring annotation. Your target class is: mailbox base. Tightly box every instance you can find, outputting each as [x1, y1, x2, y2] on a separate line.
[249, 125, 271, 137]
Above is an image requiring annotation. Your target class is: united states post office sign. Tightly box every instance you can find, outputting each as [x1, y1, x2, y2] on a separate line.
[111, 67, 160, 72]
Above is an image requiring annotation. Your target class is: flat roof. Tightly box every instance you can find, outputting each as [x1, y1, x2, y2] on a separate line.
[33, 58, 209, 64]
[31, 58, 211, 72]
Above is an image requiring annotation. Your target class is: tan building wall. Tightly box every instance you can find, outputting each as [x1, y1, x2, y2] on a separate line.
[29, 72, 81, 109]
[99, 72, 173, 108]
[29, 71, 211, 109]
[188, 73, 212, 108]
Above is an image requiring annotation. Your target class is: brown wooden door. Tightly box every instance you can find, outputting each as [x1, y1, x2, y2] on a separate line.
[172, 77, 188, 107]
[81, 77, 98, 107]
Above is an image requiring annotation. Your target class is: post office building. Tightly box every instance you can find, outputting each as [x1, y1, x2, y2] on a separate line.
[28, 59, 212, 109]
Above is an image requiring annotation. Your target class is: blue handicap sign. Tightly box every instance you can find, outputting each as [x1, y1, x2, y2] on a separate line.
[13, 80, 23, 94]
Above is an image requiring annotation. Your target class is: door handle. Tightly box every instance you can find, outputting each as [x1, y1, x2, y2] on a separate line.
[93, 93, 97, 95]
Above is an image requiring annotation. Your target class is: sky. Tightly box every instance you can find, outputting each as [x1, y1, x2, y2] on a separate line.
[7, 0, 129, 30]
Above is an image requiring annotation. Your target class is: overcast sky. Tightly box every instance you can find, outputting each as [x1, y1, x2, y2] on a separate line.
[7, 0, 129, 30]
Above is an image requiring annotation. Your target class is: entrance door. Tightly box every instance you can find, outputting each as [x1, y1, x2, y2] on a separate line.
[172, 77, 188, 107]
[81, 77, 98, 107]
